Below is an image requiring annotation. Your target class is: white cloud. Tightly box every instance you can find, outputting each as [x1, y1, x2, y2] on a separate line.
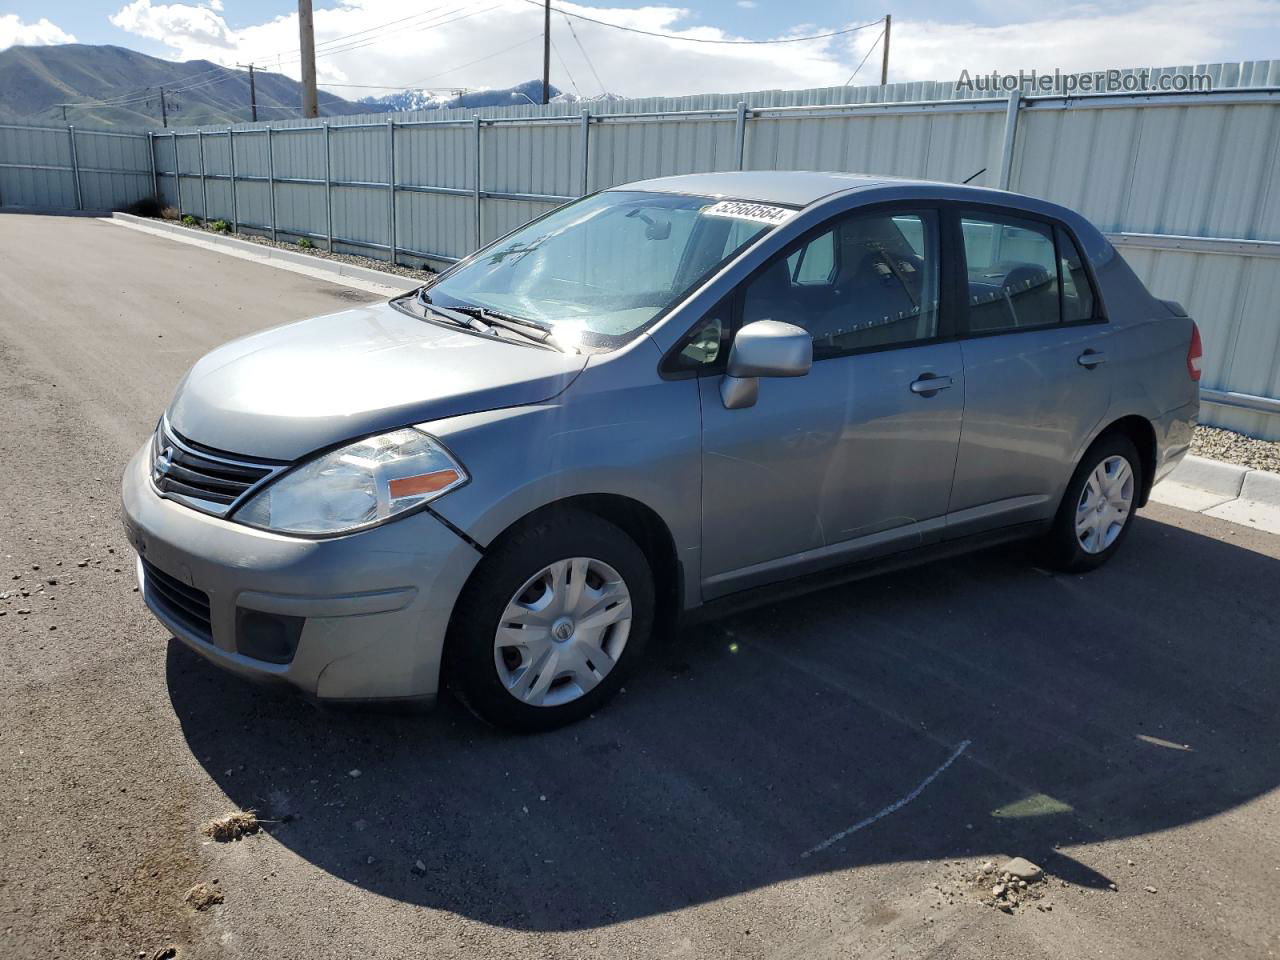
[886, 0, 1280, 84]
[101, 0, 1275, 99]
[0, 14, 76, 50]
[736, 1, 758, 8]
[109, 0, 237, 50]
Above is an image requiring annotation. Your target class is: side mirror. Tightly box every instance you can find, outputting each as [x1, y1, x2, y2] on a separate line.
[721, 320, 813, 409]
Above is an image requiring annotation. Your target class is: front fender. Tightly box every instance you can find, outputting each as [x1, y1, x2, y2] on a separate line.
[426, 350, 704, 608]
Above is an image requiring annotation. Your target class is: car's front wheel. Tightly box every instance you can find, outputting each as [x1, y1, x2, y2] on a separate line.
[1045, 433, 1142, 573]
[446, 510, 654, 732]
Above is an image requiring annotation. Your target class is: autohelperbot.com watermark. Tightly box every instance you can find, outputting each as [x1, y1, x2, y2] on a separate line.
[957, 68, 1213, 96]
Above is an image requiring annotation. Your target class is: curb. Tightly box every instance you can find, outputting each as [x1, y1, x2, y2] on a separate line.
[1152, 454, 1280, 535]
[109, 213, 422, 295]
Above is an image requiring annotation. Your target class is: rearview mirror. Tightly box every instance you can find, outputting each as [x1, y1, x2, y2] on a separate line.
[720, 320, 813, 409]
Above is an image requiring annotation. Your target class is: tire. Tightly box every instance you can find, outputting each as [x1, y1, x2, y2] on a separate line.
[445, 510, 654, 732]
[1044, 433, 1143, 573]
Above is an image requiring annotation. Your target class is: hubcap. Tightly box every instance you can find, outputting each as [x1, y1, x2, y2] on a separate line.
[1075, 455, 1135, 554]
[494, 557, 633, 707]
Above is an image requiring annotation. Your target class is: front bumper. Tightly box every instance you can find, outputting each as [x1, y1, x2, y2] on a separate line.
[120, 443, 483, 701]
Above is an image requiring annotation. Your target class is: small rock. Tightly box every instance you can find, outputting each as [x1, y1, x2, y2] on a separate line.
[411, 860, 426, 875]
[1000, 857, 1044, 882]
[1145, 886, 1157, 894]
[152, 948, 178, 960]
[348, 769, 361, 778]
[981, 861, 996, 873]
[997, 901, 1013, 913]
[992, 884, 1006, 897]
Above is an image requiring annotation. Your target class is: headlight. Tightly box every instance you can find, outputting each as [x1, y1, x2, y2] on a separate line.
[233, 428, 467, 535]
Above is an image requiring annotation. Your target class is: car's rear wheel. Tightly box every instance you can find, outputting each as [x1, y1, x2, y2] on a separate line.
[1044, 433, 1142, 573]
[447, 510, 654, 732]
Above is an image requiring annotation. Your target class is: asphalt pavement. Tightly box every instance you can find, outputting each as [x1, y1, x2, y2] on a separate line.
[2, 212, 1278, 960]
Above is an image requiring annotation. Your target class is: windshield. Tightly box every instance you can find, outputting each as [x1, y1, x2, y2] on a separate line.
[421, 191, 787, 352]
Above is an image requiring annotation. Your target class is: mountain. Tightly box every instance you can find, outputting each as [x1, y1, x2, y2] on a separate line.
[0, 44, 387, 128]
[360, 80, 564, 112]
[357, 79, 625, 112]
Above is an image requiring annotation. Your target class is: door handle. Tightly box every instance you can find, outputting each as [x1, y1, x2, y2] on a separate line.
[1077, 350, 1107, 368]
[910, 374, 954, 395]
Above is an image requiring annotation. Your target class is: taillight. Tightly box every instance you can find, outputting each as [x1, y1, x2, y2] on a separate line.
[1187, 322, 1203, 382]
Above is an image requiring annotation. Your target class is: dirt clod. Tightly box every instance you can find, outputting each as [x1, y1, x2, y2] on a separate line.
[183, 882, 224, 911]
[202, 810, 260, 842]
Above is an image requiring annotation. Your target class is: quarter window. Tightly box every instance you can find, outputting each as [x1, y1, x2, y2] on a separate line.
[741, 209, 940, 360]
[960, 214, 1061, 332]
[1056, 228, 1096, 322]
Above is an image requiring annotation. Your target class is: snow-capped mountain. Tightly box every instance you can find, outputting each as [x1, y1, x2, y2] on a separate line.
[359, 79, 624, 112]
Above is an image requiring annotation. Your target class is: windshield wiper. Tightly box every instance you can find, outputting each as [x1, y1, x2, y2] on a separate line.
[447, 305, 572, 352]
[422, 302, 493, 335]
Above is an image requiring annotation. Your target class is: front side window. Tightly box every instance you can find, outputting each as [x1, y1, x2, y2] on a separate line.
[740, 209, 940, 359]
[424, 191, 782, 352]
[961, 214, 1061, 332]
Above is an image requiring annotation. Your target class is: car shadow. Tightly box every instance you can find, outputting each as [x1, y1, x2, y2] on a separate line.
[166, 513, 1280, 931]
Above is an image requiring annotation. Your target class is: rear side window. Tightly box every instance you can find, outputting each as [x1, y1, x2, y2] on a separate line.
[1056, 227, 1096, 322]
[960, 214, 1060, 332]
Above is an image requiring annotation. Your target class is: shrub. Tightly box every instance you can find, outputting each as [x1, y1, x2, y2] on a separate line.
[119, 195, 164, 218]
[210, 219, 230, 233]
[298, 237, 314, 249]
[181, 214, 199, 226]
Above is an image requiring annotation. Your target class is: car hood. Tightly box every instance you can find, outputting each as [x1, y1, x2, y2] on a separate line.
[167, 300, 588, 461]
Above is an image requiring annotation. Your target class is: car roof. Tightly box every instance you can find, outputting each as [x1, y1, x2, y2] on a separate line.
[609, 171, 1103, 245]
[611, 171, 896, 207]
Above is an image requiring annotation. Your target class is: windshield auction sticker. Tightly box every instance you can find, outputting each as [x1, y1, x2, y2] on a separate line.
[703, 200, 796, 226]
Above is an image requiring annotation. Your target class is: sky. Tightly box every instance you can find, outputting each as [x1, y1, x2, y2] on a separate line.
[2, 0, 1278, 100]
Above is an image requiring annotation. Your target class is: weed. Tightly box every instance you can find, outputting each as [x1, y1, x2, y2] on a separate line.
[202, 810, 260, 841]
[181, 214, 199, 226]
[298, 237, 315, 249]
[210, 219, 230, 233]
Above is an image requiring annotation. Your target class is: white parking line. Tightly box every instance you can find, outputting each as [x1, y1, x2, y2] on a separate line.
[801, 739, 972, 858]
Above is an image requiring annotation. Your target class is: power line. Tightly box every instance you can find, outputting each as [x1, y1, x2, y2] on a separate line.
[846, 27, 885, 85]
[317, 35, 541, 91]
[522, 2, 884, 45]
[550, 37, 582, 98]
[562, 12, 606, 96]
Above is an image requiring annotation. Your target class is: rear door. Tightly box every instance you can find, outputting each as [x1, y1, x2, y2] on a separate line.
[946, 209, 1112, 537]
[690, 206, 967, 599]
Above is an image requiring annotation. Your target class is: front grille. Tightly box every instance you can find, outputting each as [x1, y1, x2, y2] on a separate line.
[141, 557, 213, 642]
[151, 419, 285, 516]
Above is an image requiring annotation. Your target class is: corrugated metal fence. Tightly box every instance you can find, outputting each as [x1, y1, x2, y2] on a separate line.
[2, 62, 1279, 438]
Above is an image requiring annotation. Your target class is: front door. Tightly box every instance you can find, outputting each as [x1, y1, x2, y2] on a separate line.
[696, 206, 966, 600]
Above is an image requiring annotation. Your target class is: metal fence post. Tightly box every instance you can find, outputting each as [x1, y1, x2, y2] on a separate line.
[267, 126, 277, 242]
[997, 91, 1021, 190]
[579, 109, 591, 196]
[147, 131, 158, 199]
[323, 123, 333, 252]
[67, 126, 83, 210]
[472, 115, 482, 251]
[733, 101, 748, 171]
[228, 127, 238, 233]
[197, 129, 207, 219]
[173, 131, 182, 217]
[387, 118, 397, 265]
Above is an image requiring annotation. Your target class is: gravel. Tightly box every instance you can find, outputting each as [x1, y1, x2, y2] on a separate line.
[1191, 425, 1280, 473]
[170, 218, 437, 282]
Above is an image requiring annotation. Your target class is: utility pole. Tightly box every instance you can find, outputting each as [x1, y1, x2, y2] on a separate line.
[160, 87, 168, 128]
[297, 0, 319, 118]
[237, 63, 257, 122]
[880, 14, 891, 86]
[542, 0, 551, 105]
